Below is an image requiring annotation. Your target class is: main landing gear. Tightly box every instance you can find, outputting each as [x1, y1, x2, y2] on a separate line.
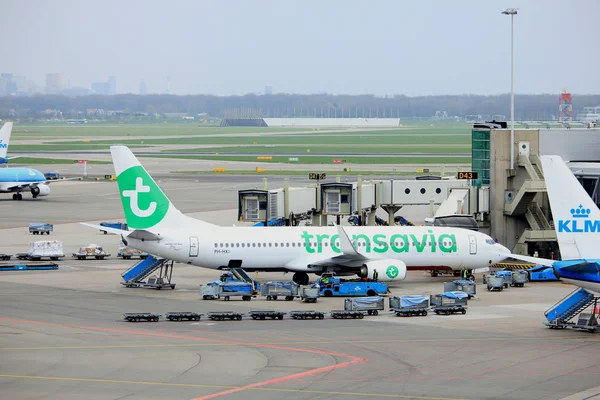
[292, 272, 309, 285]
[12, 193, 23, 201]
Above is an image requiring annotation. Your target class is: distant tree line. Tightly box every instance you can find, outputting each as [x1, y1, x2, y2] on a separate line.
[1, 93, 599, 120]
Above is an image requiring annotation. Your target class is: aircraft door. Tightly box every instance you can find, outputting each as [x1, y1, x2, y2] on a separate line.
[189, 236, 199, 257]
[468, 235, 477, 255]
[245, 197, 259, 220]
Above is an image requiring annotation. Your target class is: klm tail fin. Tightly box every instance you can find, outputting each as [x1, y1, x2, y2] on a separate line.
[541, 155, 599, 260]
[111, 145, 213, 231]
[0, 122, 14, 161]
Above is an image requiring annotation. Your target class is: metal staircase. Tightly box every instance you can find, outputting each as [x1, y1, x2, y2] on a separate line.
[525, 202, 551, 230]
[121, 255, 167, 284]
[545, 288, 597, 324]
[504, 180, 546, 215]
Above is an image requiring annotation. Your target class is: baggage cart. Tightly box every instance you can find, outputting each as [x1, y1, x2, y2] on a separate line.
[390, 295, 429, 317]
[344, 296, 384, 315]
[330, 310, 364, 319]
[299, 285, 320, 303]
[220, 282, 253, 301]
[72, 244, 111, 260]
[430, 292, 468, 315]
[249, 310, 286, 320]
[200, 284, 221, 300]
[165, 312, 202, 321]
[444, 280, 476, 299]
[0, 254, 11, 261]
[486, 275, 505, 291]
[289, 310, 325, 320]
[207, 311, 243, 321]
[123, 313, 160, 322]
[496, 270, 512, 288]
[260, 281, 298, 301]
[510, 270, 528, 287]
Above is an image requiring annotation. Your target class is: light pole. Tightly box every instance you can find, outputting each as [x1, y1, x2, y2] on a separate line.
[502, 8, 518, 170]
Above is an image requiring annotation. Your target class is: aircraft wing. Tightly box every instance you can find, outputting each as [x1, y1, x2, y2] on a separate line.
[508, 253, 555, 267]
[285, 225, 368, 270]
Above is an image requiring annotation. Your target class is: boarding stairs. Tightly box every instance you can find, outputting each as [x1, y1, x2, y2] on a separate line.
[545, 288, 598, 326]
[121, 255, 168, 285]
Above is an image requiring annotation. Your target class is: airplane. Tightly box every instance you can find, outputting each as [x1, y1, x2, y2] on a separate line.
[0, 122, 20, 164]
[509, 155, 600, 294]
[83, 145, 511, 285]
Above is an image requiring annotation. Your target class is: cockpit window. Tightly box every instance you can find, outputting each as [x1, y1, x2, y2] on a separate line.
[485, 239, 496, 245]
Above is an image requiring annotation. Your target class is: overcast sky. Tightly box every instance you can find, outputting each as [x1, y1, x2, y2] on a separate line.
[2, 0, 598, 96]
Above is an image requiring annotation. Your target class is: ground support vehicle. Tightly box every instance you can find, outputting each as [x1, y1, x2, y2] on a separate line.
[121, 256, 175, 289]
[299, 285, 320, 303]
[117, 246, 149, 259]
[430, 292, 468, 315]
[17, 241, 64, 261]
[260, 281, 298, 301]
[200, 284, 221, 300]
[207, 311, 243, 321]
[330, 310, 365, 319]
[390, 295, 429, 317]
[317, 276, 389, 297]
[0, 254, 11, 261]
[289, 310, 325, 320]
[72, 244, 111, 260]
[165, 312, 202, 321]
[29, 223, 53, 235]
[510, 270, 528, 287]
[485, 275, 505, 292]
[100, 222, 127, 234]
[123, 313, 160, 322]
[496, 270, 513, 288]
[344, 296, 384, 315]
[220, 282, 253, 301]
[528, 265, 559, 281]
[444, 280, 476, 299]
[249, 310, 286, 320]
[545, 288, 599, 332]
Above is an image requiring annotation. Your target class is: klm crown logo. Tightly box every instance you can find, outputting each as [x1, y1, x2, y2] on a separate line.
[0, 139, 6, 149]
[558, 204, 600, 233]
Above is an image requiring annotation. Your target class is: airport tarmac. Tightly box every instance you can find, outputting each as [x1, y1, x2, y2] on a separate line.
[1, 174, 600, 400]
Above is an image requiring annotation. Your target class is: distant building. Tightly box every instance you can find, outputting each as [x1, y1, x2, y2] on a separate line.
[92, 82, 110, 95]
[46, 73, 63, 93]
[139, 79, 147, 95]
[264, 85, 273, 95]
[577, 106, 600, 122]
[108, 76, 116, 95]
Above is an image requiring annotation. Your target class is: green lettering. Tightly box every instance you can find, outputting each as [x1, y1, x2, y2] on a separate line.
[373, 234, 388, 253]
[352, 234, 371, 252]
[316, 234, 329, 253]
[330, 234, 341, 253]
[410, 234, 427, 252]
[301, 231, 315, 254]
[390, 234, 409, 253]
[429, 230, 436, 252]
[439, 233, 457, 253]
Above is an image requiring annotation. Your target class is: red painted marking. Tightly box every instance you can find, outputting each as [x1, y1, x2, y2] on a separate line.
[0, 318, 368, 399]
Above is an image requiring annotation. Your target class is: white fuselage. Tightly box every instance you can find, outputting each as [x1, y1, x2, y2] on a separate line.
[125, 224, 510, 274]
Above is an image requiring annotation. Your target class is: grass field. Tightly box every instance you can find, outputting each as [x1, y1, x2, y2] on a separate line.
[168, 145, 469, 154]
[150, 154, 471, 165]
[10, 157, 110, 165]
[176, 169, 421, 177]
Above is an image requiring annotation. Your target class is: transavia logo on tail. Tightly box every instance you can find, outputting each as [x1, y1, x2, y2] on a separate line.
[558, 204, 600, 233]
[118, 166, 168, 229]
[386, 265, 399, 279]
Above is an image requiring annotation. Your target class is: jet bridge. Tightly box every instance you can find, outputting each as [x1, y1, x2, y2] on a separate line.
[238, 187, 316, 225]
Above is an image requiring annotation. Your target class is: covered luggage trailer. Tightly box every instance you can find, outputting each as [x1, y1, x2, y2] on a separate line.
[299, 285, 320, 303]
[165, 312, 202, 321]
[344, 296, 384, 315]
[289, 310, 325, 320]
[486, 275, 505, 292]
[123, 313, 160, 322]
[390, 295, 429, 317]
[330, 310, 365, 319]
[444, 280, 476, 299]
[220, 282, 254, 301]
[200, 284, 221, 300]
[207, 311, 243, 321]
[430, 292, 468, 315]
[249, 310, 286, 320]
[260, 281, 298, 301]
[510, 270, 528, 287]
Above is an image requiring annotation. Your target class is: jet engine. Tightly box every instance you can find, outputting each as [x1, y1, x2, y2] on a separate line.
[32, 184, 50, 197]
[359, 259, 407, 281]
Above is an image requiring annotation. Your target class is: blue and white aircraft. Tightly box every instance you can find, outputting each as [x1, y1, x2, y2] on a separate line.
[510, 155, 600, 294]
[0, 122, 52, 200]
[0, 122, 19, 164]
